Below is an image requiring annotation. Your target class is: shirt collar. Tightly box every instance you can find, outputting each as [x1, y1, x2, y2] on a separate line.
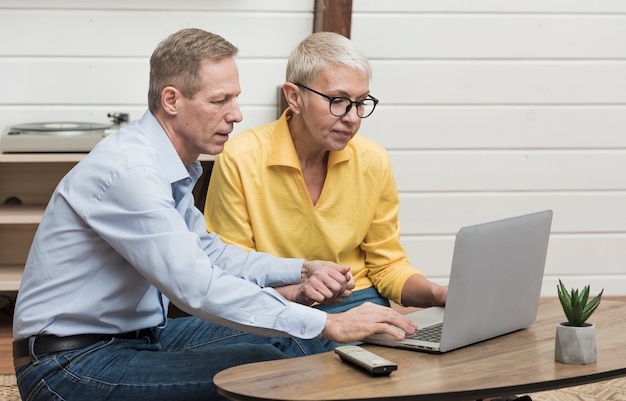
[139, 111, 202, 183]
[267, 109, 353, 170]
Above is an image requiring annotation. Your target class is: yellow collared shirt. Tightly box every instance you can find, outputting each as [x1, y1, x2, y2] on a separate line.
[205, 111, 423, 305]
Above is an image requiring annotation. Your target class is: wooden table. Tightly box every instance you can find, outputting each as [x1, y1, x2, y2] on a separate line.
[215, 299, 626, 401]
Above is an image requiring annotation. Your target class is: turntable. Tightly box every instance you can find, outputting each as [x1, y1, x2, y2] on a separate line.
[0, 113, 128, 153]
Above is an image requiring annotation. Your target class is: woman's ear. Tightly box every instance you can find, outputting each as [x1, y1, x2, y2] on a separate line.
[282, 82, 302, 113]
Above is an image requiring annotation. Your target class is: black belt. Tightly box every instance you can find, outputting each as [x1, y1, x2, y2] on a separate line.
[13, 330, 150, 359]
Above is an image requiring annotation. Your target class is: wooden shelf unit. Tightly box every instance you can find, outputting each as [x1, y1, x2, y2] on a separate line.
[0, 153, 214, 291]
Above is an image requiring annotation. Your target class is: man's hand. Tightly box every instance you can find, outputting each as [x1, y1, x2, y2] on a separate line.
[291, 260, 355, 306]
[321, 302, 417, 344]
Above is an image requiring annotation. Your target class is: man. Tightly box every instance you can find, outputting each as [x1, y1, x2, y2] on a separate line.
[12, 28, 415, 401]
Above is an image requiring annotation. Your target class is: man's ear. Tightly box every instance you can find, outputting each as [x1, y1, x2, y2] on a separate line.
[160, 86, 179, 115]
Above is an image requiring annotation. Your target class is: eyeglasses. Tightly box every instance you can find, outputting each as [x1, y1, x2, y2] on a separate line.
[295, 83, 378, 118]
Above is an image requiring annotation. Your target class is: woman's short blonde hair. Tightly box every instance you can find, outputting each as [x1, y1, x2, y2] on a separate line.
[286, 32, 371, 88]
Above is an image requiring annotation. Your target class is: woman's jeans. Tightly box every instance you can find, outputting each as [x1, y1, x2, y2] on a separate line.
[15, 317, 329, 401]
[314, 286, 390, 313]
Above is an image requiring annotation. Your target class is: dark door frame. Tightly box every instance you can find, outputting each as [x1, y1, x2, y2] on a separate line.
[314, 0, 352, 37]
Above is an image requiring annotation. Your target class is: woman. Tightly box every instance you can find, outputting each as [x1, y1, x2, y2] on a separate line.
[205, 32, 447, 312]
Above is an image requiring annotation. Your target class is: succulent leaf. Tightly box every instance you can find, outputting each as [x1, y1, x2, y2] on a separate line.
[580, 285, 590, 307]
[557, 279, 603, 327]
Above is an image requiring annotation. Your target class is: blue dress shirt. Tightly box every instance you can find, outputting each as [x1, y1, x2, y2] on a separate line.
[13, 111, 326, 340]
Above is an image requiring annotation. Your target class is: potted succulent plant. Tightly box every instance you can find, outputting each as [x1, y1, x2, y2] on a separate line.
[554, 279, 603, 364]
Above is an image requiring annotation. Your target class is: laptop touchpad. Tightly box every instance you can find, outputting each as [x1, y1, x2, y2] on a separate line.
[407, 307, 445, 328]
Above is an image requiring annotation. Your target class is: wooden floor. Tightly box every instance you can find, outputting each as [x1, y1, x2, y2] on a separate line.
[1, 296, 624, 375]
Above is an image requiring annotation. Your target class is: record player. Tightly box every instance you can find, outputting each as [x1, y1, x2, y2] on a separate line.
[0, 113, 129, 153]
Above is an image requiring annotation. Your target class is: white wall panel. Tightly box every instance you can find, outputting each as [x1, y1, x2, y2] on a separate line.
[8, 0, 312, 12]
[0, 1, 312, 132]
[354, 15, 626, 59]
[354, 0, 626, 13]
[396, 193, 626, 234]
[402, 234, 626, 296]
[0, 59, 148, 105]
[0, 10, 312, 58]
[0, 59, 285, 105]
[402, 235, 626, 276]
[390, 151, 626, 191]
[359, 107, 626, 149]
[368, 62, 626, 104]
[1, 0, 624, 296]
[352, 2, 626, 296]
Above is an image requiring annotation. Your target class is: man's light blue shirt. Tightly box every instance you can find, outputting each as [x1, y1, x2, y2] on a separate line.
[13, 111, 326, 340]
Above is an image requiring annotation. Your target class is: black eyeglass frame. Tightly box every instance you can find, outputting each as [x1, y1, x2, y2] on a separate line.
[294, 83, 379, 118]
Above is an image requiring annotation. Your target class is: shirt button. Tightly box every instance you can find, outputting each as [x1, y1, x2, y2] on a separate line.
[300, 328, 306, 335]
[249, 317, 256, 323]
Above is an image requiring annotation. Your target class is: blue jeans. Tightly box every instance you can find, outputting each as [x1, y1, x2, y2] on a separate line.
[15, 317, 329, 401]
[315, 286, 390, 313]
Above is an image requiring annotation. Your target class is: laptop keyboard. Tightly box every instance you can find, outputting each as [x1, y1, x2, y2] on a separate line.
[406, 323, 443, 342]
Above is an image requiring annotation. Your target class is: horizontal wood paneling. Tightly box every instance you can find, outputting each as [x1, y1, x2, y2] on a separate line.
[402, 234, 626, 276]
[0, 1, 312, 132]
[353, 0, 626, 13]
[389, 151, 626, 191]
[354, 15, 626, 59]
[358, 107, 626, 149]
[0, 59, 286, 105]
[351, 2, 626, 295]
[394, 192, 626, 296]
[19, 58, 626, 107]
[368, 62, 626, 104]
[3, 0, 313, 11]
[396, 194, 626, 234]
[1, 0, 624, 296]
[0, 1, 316, 295]
[403, 234, 626, 297]
[0, 10, 313, 57]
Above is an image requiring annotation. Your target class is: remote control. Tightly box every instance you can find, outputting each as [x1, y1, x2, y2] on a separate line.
[335, 345, 398, 376]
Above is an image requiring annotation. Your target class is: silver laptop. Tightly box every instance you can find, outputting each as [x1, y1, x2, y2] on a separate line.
[364, 210, 553, 353]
